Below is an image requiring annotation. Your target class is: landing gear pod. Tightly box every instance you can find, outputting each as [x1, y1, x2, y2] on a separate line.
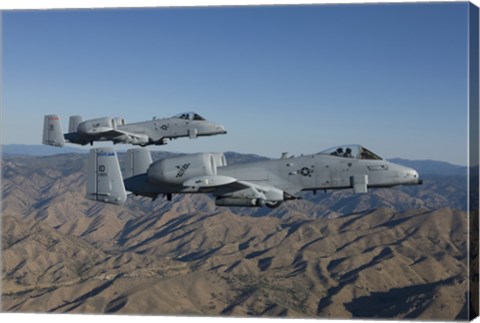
[351, 174, 368, 193]
[189, 128, 198, 139]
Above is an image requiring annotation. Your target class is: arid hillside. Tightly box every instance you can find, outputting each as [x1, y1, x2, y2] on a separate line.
[1, 153, 471, 319]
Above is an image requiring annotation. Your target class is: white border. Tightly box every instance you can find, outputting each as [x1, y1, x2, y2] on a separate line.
[1, 1, 478, 323]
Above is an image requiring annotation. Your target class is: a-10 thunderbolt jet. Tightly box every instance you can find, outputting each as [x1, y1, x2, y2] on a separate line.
[42, 112, 227, 147]
[86, 144, 422, 208]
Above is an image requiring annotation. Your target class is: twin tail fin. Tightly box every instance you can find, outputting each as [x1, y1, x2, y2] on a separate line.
[86, 147, 127, 205]
[42, 115, 65, 147]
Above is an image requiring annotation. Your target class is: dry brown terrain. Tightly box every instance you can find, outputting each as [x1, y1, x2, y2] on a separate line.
[1, 153, 471, 319]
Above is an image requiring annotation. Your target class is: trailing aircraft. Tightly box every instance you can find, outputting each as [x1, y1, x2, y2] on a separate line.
[42, 112, 227, 147]
[86, 145, 422, 208]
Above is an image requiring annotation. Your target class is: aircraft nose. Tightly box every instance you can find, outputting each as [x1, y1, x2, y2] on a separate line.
[414, 170, 423, 185]
[404, 167, 422, 185]
[217, 124, 227, 134]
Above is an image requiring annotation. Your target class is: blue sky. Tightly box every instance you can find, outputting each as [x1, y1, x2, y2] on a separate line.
[2, 3, 470, 165]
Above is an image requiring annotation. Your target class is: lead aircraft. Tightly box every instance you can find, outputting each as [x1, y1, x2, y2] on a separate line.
[42, 112, 227, 147]
[86, 145, 422, 208]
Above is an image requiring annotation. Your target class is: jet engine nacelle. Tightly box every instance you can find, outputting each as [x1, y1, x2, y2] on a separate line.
[78, 117, 116, 134]
[147, 153, 226, 185]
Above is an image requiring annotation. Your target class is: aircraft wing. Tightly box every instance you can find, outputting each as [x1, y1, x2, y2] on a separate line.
[183, 175, 301, 200]
[100, 129, 149, 145]
[183, 175, 254, 192]
[65, 128, 150, 146]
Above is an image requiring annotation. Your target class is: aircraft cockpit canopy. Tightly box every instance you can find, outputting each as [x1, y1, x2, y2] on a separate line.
[319, 145, 383, 160]
[173, 112, 206, 121]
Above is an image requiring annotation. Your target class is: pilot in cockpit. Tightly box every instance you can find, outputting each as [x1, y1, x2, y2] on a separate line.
[344, 148, 353, 158]
[331, 147, 344, 156]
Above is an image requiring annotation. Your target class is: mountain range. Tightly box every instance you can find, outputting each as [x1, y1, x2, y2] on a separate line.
[2, 144, 467, 172]
[1, 147, 474, 319]
[2, 144, 87, 156]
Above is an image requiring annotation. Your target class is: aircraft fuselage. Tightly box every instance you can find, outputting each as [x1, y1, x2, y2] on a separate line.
[50, 112, 227, 146]
[124, 152, 421, 198]
[216, 154, 420, 192]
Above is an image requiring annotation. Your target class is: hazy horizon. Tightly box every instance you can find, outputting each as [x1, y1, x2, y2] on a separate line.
[1, 143, 469, 167]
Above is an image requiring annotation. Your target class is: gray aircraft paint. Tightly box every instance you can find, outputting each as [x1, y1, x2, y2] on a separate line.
[42, 112, 226, 147]
[86, 145, 422, 208]
[86, 148, 127, 205]
[42, 115, 65, 147]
